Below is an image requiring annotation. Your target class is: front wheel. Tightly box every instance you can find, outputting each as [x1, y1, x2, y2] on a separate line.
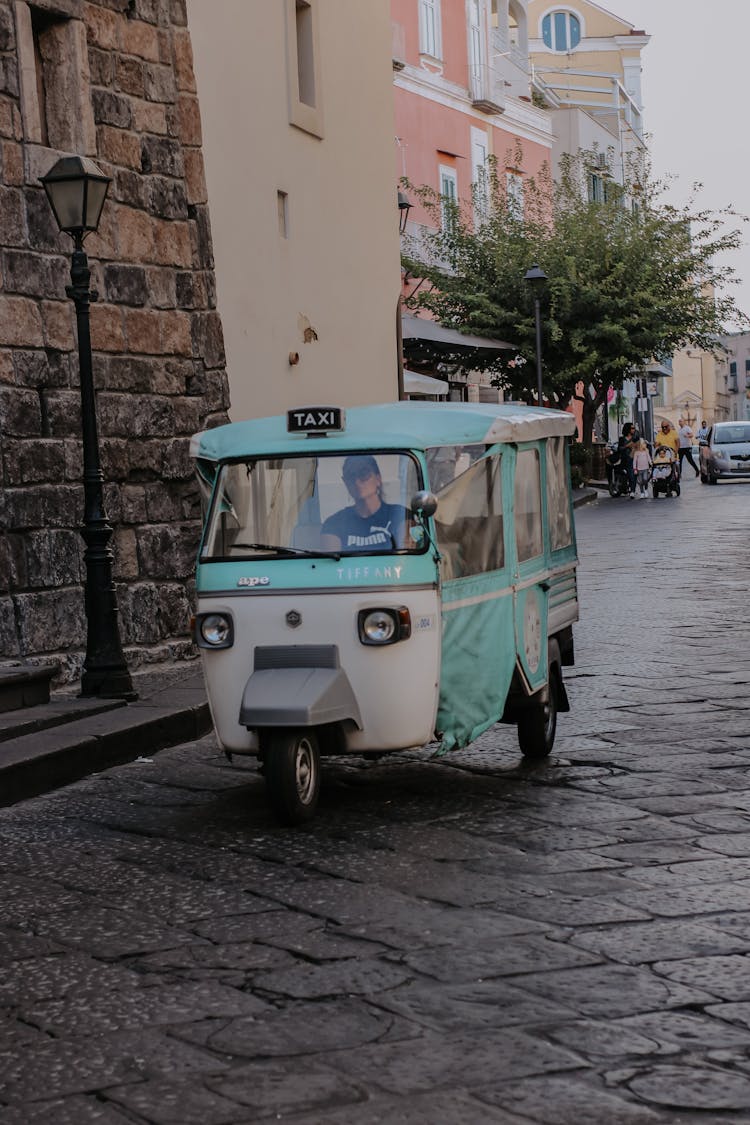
[708, 474, 718, 485]
[517, 672, 558, 760]
[263, 729, 321, 825]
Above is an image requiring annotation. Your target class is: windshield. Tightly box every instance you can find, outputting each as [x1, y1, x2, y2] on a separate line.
[714, 424, 750, 445]
[200, 452, 424, 560]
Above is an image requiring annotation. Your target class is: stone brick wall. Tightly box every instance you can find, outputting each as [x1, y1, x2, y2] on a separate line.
[0, 0, 230, 682]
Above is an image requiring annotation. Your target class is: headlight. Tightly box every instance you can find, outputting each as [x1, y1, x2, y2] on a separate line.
[194, 612, 234, 649]
[358, 607, 411, 645]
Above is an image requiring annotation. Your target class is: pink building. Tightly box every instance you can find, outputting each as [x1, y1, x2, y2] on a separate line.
[392, 0, 554, 399]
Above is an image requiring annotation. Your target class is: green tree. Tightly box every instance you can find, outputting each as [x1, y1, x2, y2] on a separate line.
[402, 149, 747, 445]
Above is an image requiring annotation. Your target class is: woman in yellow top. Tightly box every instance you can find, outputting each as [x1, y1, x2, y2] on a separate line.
[654, 420, 679, 456]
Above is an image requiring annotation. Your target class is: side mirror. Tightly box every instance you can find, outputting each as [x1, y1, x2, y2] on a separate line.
[410, 490, 438, 518]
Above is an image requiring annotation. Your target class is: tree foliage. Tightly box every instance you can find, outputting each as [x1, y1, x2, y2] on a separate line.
[402, 147, 747, 443]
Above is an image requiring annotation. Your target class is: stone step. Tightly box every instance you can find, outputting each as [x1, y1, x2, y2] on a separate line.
[0, 694, 125, 744]
[0, 664, 59, 714]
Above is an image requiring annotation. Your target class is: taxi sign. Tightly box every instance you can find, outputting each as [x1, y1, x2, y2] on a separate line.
[287, 407, 345, 434]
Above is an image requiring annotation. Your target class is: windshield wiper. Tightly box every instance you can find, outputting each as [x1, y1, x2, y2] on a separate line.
[231, 541, 341, 560]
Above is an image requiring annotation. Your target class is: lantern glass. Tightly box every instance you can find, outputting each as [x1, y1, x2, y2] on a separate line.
[83, 178, 109, 230]
[45, 177, 86, 231]
[524, 264, 548, 290]
[41, 156, 111, 236]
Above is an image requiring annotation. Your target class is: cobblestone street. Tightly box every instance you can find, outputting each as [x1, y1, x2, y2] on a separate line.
[3, 475, 750, 1123]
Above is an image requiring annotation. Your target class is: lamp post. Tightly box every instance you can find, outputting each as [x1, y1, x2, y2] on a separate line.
[524, 264, 547, 407]
[41, 156, 135, 700]
[396, 191, 414, 401]
[397, 190, 413, 235]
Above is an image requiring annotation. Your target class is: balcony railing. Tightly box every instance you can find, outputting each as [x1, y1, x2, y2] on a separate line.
[489, 26, 530, 102]
[469, 63, 505, 113]
[531, 66, 644, 142]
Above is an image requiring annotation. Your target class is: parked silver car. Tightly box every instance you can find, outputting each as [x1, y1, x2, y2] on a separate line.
[700, 422, 750, 484]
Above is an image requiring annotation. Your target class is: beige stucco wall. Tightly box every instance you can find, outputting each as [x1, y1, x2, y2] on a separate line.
[528, 0, 633, 43]
[550, 105, 621, 174]
[186, 0, 401, 421]
[528, 1, 647, 154]
[665, 348, 733, 428]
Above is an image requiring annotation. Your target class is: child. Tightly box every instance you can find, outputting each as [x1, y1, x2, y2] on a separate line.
[632, 439, 652, 498]
[653, 444, 676, 466]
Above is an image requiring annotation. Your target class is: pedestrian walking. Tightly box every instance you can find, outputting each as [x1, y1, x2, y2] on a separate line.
[616, 422, 637, 497]
[632, 439, 652, 498]
[654, 419, 679, 458]
[697, 419, 709, 442]
[677, 417, 699, 477]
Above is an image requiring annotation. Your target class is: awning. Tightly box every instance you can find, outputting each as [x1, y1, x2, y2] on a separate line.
[402, 315, 513, 364]
[643, 361, 672, 377]
[404, 369, 449, 396]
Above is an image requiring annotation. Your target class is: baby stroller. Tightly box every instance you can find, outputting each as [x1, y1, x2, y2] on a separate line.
[651, 448, 680, 498]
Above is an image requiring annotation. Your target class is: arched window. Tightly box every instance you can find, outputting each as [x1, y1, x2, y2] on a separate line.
[541, 11, 581, 51]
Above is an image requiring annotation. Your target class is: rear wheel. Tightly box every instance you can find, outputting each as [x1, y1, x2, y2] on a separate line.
[652, 485, 659, 498]
[263, 729, 321, 825]
[674, 482, 681, 497]
[518, 667, 558, 761]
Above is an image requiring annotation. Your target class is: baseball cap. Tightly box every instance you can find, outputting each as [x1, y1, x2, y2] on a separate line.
[342, 454, 379, 481]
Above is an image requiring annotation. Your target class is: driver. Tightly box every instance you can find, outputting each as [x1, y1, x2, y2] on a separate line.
[320, 455, 410, 552]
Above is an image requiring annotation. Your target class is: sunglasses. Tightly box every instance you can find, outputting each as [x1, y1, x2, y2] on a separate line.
[344, 468, 375, 484]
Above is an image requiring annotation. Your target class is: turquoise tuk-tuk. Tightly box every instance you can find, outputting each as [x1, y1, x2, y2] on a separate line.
[190, 402, 579, 824]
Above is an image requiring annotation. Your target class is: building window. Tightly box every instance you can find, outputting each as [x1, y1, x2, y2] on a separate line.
[295, 0, 316, 107]
[277, 191, 289, 238]
[285, 0, 324, 137]
[472, 128, 490, 222]
[467, 0, 483, 97]
[419, 0, 442, 59]
[439, 164, 458, 231]
[471, 128, 489, 223]
[588, 172, 612, 204]
[15, 1, 96, 153]
[541, 11, 581, 51]
[506, 171, 523, 219]
[30, 7, 50, 146]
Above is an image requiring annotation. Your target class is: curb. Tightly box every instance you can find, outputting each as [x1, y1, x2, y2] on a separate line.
[0, 678, 212, 808]
[573, 487, 599, 508]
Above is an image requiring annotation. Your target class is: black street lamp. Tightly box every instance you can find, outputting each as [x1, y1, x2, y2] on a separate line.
[524, 263, 548, 407]
[397, 190, 413, 235]
[41, 156, 136, 699]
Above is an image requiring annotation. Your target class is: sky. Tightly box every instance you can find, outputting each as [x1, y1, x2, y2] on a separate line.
[607, 0, 750, 327]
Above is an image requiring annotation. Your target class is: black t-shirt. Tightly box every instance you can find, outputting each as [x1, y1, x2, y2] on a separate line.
[617, 433, 634, 460]
[321, 501, 408, 552]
